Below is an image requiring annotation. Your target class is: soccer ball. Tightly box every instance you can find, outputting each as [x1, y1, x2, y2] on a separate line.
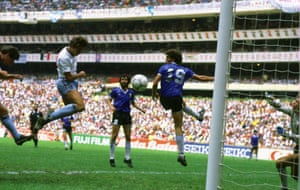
[131, 74, 148, 91]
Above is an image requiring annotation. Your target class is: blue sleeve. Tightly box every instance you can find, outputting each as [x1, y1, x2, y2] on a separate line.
[109, 88, 117, 99]
[184, 68, 195, 81]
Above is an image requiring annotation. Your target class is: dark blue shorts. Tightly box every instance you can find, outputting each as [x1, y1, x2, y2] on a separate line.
[160, 96, 183, 112]
[112, 111, 132, 125]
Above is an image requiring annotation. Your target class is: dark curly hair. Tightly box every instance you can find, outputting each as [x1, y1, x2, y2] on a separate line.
[69, 36, 88, 49]
[119, 74, 131, 84]
[165, 49, 182, 65]
[1, 45, 20, 60]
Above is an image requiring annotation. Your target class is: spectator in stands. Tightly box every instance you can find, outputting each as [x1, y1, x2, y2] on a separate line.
[106, 74, 146, 168]
[29, 103, 43, 147]
[152, 49, 214, 166]
[34, 36, 89, 133]
[0, 0, 215, 12]
[266, 94, 299, 190]
[0, 45, 32, 145]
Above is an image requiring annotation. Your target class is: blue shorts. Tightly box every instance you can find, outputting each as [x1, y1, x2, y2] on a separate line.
[56, 79, 78, 96]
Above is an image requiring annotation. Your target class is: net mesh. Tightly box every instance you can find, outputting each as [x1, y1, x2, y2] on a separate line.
[219, 1, 299, 189]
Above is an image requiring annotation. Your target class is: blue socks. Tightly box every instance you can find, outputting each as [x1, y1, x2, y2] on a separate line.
[48, 104, 77, 122]
[1, 115, 20, 139]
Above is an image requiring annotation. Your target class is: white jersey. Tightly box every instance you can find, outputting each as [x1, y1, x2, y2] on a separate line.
[56, 47, 77, 79]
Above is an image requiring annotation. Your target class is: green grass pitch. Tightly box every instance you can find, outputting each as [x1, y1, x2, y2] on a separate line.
[0, 138, 297, 190]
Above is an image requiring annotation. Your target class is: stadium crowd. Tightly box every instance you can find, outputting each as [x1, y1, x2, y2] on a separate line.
[0, 0, 297, 151]
[0, 0, 220, 12]
[0, 77, 295, 150]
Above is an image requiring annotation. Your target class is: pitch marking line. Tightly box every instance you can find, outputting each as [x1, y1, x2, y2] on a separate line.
[0, 170, 203, 175]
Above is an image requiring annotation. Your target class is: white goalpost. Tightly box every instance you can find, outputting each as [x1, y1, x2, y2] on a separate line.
[205, 1, 234, 190]
[206, 0, 299, 189]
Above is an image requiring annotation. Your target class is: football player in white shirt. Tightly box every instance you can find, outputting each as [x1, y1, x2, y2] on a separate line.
[34, 36, 88, 131]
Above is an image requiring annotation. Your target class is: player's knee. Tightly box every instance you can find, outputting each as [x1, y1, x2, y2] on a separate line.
[75, 103, 85, 112]
[0, 109, 9, 118]
[125, 136, 131, 142]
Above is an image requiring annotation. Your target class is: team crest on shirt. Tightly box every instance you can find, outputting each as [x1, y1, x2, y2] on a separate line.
[127, 91, 134, 99]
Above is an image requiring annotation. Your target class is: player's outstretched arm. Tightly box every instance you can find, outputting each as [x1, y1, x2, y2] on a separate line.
[0, 70, 23, 80]
[265, 92, 281, 108]
[192, 74, 214, 82]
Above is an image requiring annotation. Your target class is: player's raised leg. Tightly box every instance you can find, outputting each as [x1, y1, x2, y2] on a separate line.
[0, 104, 32, 145]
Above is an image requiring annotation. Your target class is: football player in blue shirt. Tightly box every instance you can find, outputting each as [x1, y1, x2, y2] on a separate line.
[61, 116, 74, 150]
[0, 45, 32, 145]
[106, 74, 146, 168]
[152, 49, 214, 166]
[249, 129, 260, 160]
[34, 36, 88, 132]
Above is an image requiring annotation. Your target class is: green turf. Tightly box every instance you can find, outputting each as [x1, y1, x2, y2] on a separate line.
[0, 138, 297, 190]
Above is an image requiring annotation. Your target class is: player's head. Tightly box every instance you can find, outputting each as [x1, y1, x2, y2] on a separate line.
[69, 36, 88, 56]
[165, 49, 182, 65]
[291, 94, 299, 112]
[119, 74, 131, 89]
[253, 129, 257, 133]
[0, 46, 20, 65]
[33, 104, 38, 111]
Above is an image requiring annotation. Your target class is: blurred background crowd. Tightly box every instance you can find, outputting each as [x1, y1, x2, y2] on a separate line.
[0, 0, 220, 12]
[0, 0, 298, 151]
[0, 76, 294, 150]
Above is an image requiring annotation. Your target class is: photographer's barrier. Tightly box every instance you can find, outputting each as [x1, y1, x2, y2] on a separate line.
[0, 131, 292, 160]
[72, 134, 292, 160]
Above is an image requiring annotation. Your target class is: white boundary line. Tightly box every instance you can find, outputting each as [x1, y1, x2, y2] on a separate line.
[0, 170, 203, 175]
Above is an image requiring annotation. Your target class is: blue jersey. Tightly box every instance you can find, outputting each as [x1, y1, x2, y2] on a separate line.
[109, 87, 135, 113]
[157, 63, 194, 97]
[251, 134, 260, 147]
[61, 116, 73, 129]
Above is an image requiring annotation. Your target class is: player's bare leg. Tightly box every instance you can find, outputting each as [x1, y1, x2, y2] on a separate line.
[35, 91, 84, 130]
[173, 111, 187, 166]
[276, 155, 297, 190]
[68, 131, 73, 150]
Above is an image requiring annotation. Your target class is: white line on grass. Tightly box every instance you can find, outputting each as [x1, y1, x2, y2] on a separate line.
[0, 170, 203, 175]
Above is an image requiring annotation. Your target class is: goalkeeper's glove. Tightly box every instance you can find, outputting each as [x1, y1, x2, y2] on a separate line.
[265, 92, 274, 101]
[265, 92, 281, 108]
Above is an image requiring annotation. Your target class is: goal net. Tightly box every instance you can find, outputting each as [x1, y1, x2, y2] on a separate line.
[209, 0, 299, 190]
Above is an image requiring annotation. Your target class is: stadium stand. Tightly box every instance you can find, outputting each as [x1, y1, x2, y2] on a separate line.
[0, 0, 298, 151]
